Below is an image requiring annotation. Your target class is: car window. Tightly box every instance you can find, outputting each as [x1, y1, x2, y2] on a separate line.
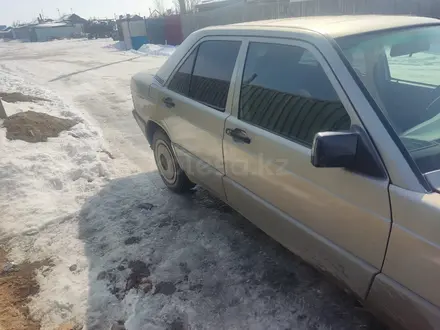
[168, 48, 197, 96]
[189, 40, 241, 111]
[239, 42, 351, 147]
[298, 50, 319, 66]
[338, 26, 440, 173]
[386, 46, 440, 86]
[350, 49, 367, 76]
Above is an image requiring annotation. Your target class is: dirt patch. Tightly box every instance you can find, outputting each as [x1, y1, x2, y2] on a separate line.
[3, 111, 77, 143]
[0, 248, 52, 330]
[56, 321, 82, 330]
[154, 281, 176, 296]
[0, 92, 49, 103]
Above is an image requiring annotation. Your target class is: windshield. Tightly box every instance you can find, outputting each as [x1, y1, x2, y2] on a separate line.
[337, 25, 440, 174]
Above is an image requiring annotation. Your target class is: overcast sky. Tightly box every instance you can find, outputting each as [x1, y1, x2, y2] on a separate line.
[0, 0, 174, 25]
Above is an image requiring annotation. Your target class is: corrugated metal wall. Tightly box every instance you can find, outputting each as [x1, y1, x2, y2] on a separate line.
[146, 18, 166, 44]
[164, 16, 184, 46]
[120, 21, 133, 49]
[119, 19, 149, 49]
[12, 27, 32, 41]
[119, 15, 184, 49]
[35, 25, 83, 42]
[181, 0, 438, 38]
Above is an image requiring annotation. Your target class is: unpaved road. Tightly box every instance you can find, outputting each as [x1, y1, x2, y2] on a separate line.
[0, 39, 384, 329]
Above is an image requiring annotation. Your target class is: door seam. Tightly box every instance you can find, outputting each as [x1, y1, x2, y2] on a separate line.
[366, 182, 394, 298]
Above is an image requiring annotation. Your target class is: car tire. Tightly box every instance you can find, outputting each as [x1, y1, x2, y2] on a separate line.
[152, 129, 195, 193]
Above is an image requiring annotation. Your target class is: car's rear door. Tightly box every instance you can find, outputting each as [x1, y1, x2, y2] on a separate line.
[222, 37, 391, 298]
[159, 37, 243, 199]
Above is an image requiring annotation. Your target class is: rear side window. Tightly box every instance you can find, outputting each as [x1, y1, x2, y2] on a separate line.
[189, 41, 240, 110]
[168, 50, 197, 96]
[168, 40, 241, 111]
[239, 42, 351, 147]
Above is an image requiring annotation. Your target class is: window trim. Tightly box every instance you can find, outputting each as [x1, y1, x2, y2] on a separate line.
[165, 36, 245, 114]
[231, 37, 356, 149]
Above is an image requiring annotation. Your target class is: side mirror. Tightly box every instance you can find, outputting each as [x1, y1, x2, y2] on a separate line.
[311, 132, 358, 168]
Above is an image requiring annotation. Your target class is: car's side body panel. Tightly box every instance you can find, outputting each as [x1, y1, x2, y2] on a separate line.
[223, 176, 378, 297]
[130, 19, 440, 330]
[131, 72, 161, 127]
[159, 87, 228, 199]
[222, 36, 391, 298]
[153, 25, 427, 192]
[173, 144, 226, 200]
[141, 36, 246, 200]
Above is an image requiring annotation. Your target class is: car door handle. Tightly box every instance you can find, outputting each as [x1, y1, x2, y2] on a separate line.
[162, 97, 175, 108]
[226, 128, 251, 144]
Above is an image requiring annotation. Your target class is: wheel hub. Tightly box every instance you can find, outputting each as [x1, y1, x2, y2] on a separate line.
[156, 141, 176, 184]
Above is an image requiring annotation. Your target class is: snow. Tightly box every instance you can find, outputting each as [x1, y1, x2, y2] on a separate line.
[35, 22, 70, 28]
[104, 40, 176, 56]
[132, 44, 176, 57]
[388, 52, 440, 85]
[104, 40, 127, 51]
[0, 70, 112, 328]
[0, 70, 110, 239]
[0, 39, 375, 330]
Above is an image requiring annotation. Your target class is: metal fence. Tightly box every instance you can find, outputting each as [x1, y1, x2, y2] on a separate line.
[181, 0, 439, 38]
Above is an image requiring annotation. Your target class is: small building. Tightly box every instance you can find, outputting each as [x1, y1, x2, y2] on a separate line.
[33, 22, 83, 41]
[12, 14, 87, 42]
[58, 13, 87, 33]
[0, 26, 13, 39]
[117, 15, 148, 50]
[86, 19, 116, 38]
[116, 13, 183, 50]
[12, 24, 37, 41]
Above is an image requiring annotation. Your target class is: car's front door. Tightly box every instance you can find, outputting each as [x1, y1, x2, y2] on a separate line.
[222, 38, 392, 298]
[160, 37, 242, 199]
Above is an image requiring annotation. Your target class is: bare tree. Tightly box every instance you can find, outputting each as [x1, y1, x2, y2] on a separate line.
[173, 0, 187, 14]
[186, 0, 201, 12]
[173, 0, 200, 14]
[153, 0, 165, 14]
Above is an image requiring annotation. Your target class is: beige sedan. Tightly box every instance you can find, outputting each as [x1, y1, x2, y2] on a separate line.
[131, 15, 440, 330]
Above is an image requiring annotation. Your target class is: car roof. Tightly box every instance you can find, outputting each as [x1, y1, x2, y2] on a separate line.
[154, 15, 439, 89]
[204, 15, 439, 38]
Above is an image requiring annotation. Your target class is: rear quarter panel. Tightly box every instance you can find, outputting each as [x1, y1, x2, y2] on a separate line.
[132, 73, 172, 135]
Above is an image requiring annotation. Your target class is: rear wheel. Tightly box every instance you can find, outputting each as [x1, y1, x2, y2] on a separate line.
[152, 130, 195, 193]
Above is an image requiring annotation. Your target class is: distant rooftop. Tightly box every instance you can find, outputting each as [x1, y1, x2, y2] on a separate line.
[35, 22, 69, 28]
[57, 14, 87, 23]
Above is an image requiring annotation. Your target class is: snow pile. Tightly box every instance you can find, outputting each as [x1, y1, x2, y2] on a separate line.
[0, 71, 111, 238]
[104, 40, 127, 51]
[133, 44, 176, 57]
[0, 70, 112, 328]
[103, 41, 175, 56]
